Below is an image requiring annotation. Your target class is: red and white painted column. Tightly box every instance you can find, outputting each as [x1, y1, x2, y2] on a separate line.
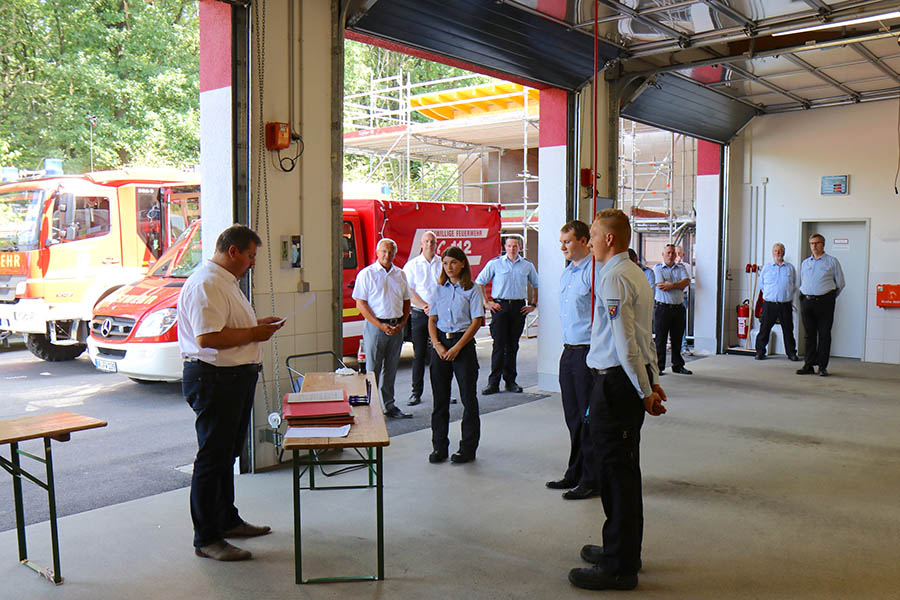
[198, 0, 234, 258]
[693, 139, 722, 355]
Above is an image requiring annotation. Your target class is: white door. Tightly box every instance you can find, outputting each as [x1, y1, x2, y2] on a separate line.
[800, 221, 868, 359]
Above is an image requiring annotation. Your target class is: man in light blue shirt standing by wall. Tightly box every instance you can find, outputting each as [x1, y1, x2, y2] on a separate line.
[475, 237, 538, 394]
[545, 220, 598, 501]
[755, 242, 799, 361]
[797, 233, 845, 377]
[652, 244, 692, 375]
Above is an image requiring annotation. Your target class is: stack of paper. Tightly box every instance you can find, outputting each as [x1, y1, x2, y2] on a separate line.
[282, 389, 354, 427]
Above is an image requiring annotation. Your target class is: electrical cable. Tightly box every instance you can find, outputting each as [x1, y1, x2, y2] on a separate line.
[894, 96, 899, 194]
[277, 137, 305, 172]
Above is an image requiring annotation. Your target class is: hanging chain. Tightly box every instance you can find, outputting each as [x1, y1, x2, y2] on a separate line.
[252, 0, 282, 417]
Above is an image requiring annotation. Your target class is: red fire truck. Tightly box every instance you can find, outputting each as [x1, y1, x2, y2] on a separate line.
[0, 169, 199, 361]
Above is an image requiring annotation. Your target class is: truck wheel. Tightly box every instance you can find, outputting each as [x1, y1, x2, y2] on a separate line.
[24, 334, 87, 361]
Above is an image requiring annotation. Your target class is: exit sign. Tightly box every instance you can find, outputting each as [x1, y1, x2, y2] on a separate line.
[821, 175, 849, 195]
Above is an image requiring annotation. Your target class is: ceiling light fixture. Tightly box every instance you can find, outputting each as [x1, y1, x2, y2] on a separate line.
[772, 11, 900, 37]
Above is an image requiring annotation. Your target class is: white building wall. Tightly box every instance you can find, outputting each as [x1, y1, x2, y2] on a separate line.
[728, 100, 900, 363]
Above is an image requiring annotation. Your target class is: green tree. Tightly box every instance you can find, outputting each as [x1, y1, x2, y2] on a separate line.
[0, 0, 198, 173]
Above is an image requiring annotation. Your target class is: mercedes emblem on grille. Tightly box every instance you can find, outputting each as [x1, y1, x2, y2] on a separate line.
[100, 318, 114, 338]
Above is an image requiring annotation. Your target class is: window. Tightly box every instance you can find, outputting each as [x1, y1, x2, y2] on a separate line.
[136, 187, 163, 258]
[342, 221, 357, 270]
[51, 194, 111, 242]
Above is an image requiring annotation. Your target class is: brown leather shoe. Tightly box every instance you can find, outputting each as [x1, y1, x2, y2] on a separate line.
[195, 540, 251, 561]
[224, 521, 271, 538]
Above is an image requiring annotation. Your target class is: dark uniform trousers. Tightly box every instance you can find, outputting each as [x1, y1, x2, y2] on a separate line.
[182, 360, 259, 548]
[653, 302, 686, 371]
[755, 300, 797, 357]
[558, 345, 596, 487]
[588, 366, 646, 577]
[409, 308, 431, 398]
[799, 290, 836, 369]
[488, 298, 526, 387]
[430, 331, 480, 455]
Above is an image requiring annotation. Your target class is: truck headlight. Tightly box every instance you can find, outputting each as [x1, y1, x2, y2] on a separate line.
[134, 308, 178, 338]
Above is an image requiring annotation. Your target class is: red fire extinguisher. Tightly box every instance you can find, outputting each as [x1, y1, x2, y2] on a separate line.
[737, 300, 750, 339]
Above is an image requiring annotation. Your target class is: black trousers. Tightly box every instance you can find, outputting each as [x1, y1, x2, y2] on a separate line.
[488, 298, 526, 387]
[800, 291, 836, 369]
[558, 346, 595, 487]
[182, 361, 259, 548]
[755, 300, 797, 357]
[653, 303, 686, 370]
[588, 366, 645, 577]
[409, 308, 431, 398]
[430, 331, 480, 455]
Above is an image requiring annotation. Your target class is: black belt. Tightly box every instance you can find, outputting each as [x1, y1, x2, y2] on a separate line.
[495, 298, 525, 303]
[590, 363, 651, 377]
[184, 359, 262, 373]
[801, 290, 836, 300]
[765, 300, 792, 305]
[411, 306, 426, 313]
[564, 344, 590, 350]
[377, 317, 402, 325]
[655, 302, 682, 307]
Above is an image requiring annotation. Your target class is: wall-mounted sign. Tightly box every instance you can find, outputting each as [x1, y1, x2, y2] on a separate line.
[821, 175, 849, 195]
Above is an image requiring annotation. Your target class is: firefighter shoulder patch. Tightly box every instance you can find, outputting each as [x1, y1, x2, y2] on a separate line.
[607, 299, 620, 320]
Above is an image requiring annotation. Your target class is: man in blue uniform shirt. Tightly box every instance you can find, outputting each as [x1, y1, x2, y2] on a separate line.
[546, 220, 598, 500]
[755, 243, 800, 361]
[475, 237, 538, 394]
[652, 244, 692, 374]
[568, 209, 666, 592]
[797, 233, 845, 377]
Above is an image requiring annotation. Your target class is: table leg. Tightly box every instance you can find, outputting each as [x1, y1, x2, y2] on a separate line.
[293, 449, 302, 584]
[44, 437, 62, 585]
[308, 450, 316, 490]
[10, 442, 27, 562]
[376, 446, 384, 581]
[367, 447, 374, 487]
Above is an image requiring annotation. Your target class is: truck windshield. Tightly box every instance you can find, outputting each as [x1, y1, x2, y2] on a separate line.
[0, 189, 44, 251]
[147, 222, 202, 279]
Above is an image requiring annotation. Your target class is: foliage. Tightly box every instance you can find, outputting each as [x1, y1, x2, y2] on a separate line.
[344, 39, 490, 203]
[0, 0, 199, 173]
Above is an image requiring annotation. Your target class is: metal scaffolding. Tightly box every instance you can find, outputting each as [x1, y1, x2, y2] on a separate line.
[343, 72, 540, 254]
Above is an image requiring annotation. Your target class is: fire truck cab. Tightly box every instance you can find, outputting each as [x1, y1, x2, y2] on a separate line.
[0, 169, 199, 361]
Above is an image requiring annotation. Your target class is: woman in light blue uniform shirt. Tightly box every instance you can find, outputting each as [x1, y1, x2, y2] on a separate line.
[427, 246, 484, 464]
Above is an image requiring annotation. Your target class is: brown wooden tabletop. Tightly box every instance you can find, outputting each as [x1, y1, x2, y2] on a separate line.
[283, 372, 389, 450]
[0, 412, 108, 445]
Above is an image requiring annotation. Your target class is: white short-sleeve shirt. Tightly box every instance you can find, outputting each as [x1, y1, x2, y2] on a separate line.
[403, 253, 442, 307]
[352, 261, 410, 319]
[177, 260, 261, 366]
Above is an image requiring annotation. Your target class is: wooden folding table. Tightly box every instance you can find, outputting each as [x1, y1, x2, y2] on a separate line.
[0, 411, 107, 584]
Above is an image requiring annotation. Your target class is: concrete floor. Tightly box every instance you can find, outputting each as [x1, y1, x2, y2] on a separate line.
[2, 354, 899, 599]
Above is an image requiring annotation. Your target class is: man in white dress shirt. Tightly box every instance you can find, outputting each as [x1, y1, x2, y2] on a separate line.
[403, 231, 442, 406]
[353, 238, 414, 418]
[179, 224, 284, 562]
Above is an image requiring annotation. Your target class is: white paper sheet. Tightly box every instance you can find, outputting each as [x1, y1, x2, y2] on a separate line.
[284, 425, 351, 438]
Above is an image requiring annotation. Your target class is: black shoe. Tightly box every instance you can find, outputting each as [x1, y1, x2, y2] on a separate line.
[562, 485, 598, 500]
[672, 366, 693, 375]
[788, 354, 801, 362]
[505, 383, 523, 393]
[450, 396, 458, 404]
[819, 367, 829, 377]
[546, 478, 577, 490]
[384, 406, 413, 419]
[755, 354, 765, 360]
[657, 370, 666, 376]
[580, 545, 642, 571]
[482, 385, 499, 395]
[796, 365, 816, 375]
[428, 451, 448, 464]
[450, 451, 475, 464]
[407, 395, 422, 406]
[568, 567, 638, 591]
